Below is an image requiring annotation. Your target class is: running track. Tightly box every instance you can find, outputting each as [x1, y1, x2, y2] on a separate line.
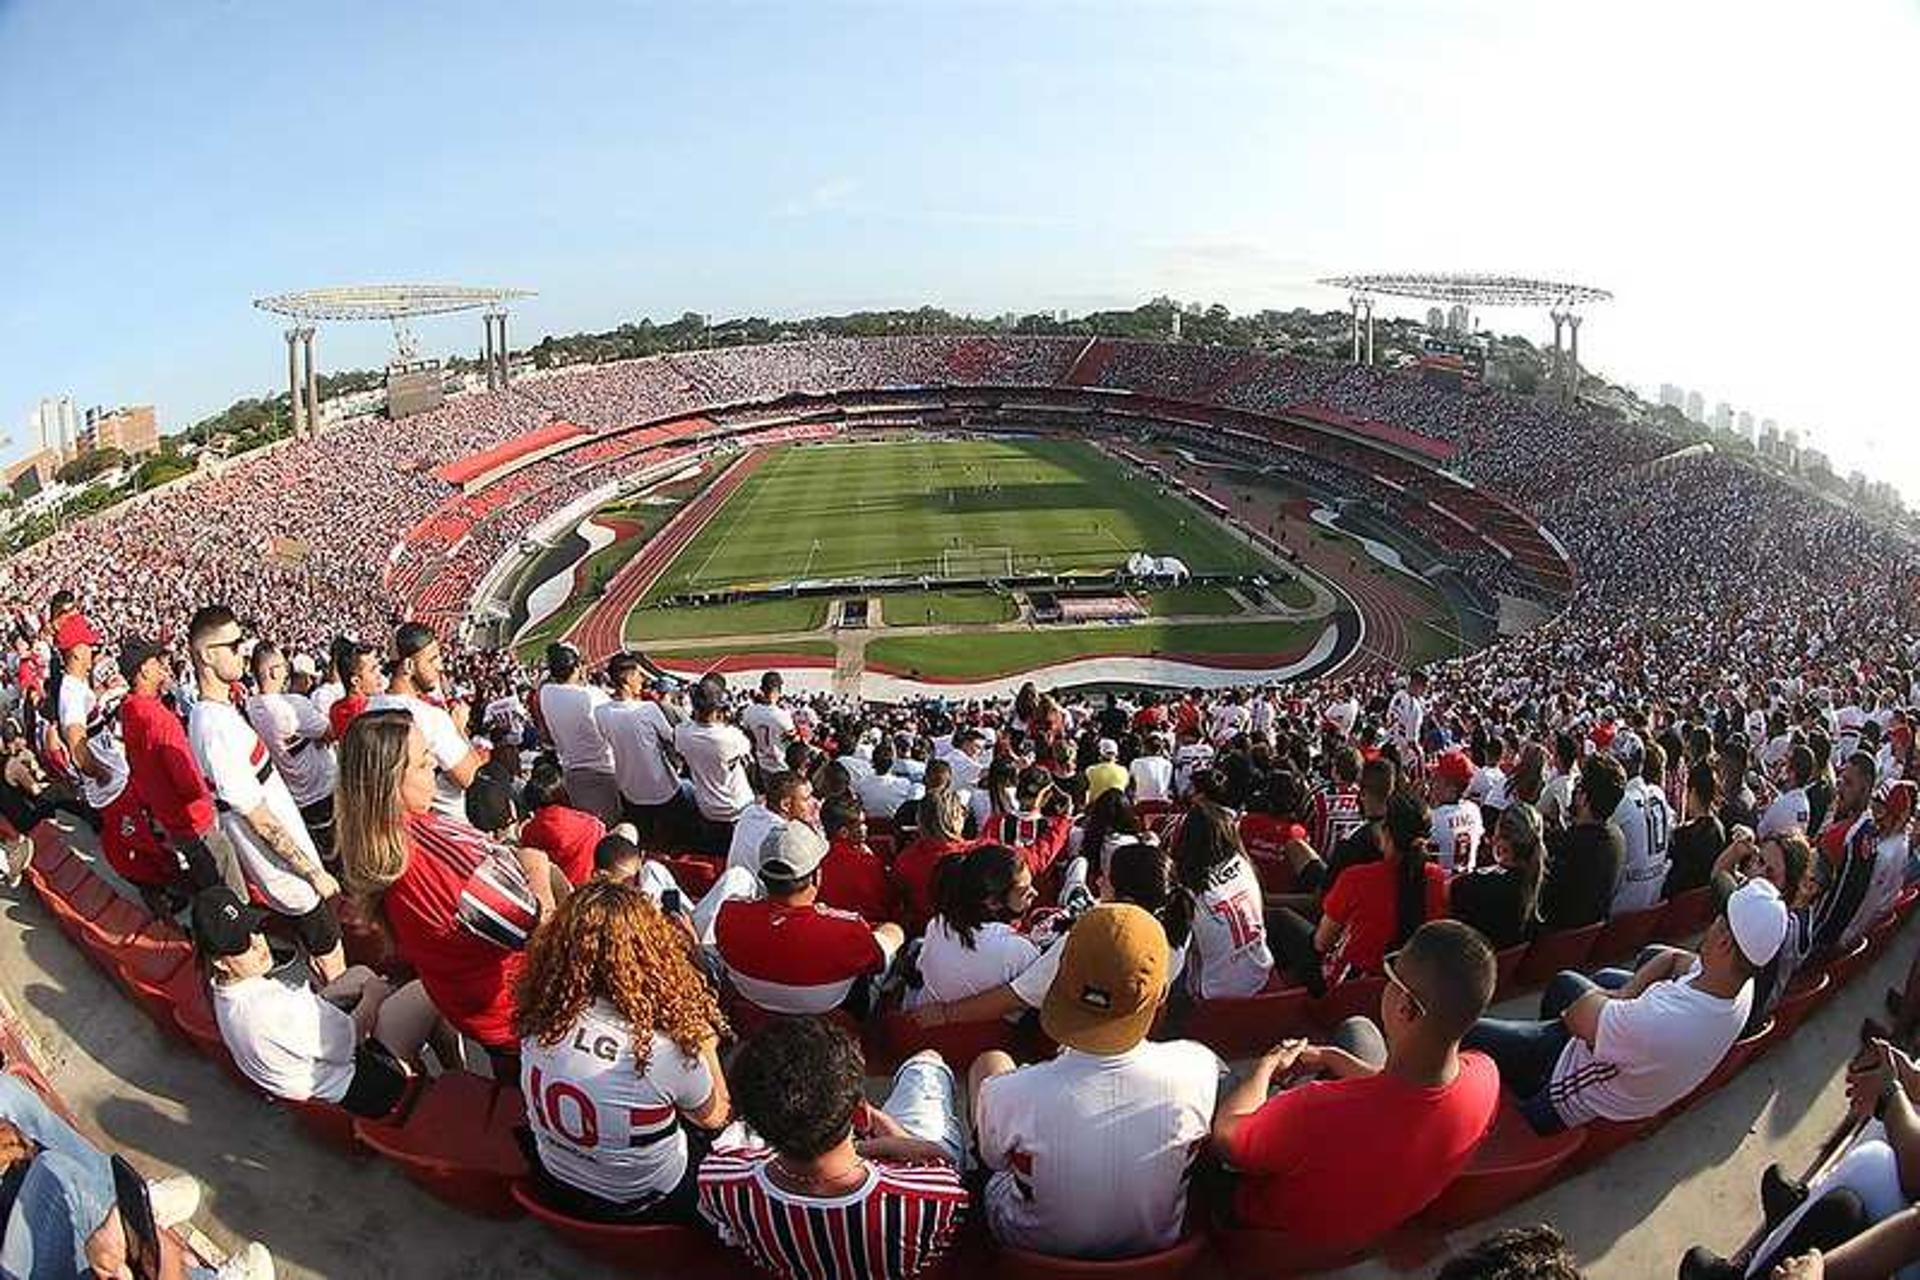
[565, 450, 772, 663]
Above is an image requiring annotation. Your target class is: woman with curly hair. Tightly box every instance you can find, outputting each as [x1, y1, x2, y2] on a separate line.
[516, 878, 731, 1222]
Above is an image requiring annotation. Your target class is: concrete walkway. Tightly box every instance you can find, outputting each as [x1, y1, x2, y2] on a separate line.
[0, 817, 1893, 1279]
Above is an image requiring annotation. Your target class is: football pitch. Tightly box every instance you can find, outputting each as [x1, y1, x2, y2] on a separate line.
[643, 437, 1271, 598]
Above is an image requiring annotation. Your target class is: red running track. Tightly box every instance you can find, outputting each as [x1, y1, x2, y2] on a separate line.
[565, 450, 772, 663]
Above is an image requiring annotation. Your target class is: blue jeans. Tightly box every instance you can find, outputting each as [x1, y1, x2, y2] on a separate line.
[1461, 967, 1634, 1134]
[0, 1074, 214, 1280]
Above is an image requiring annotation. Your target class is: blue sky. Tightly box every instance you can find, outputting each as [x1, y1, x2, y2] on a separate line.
[4, 1, 1917, 492]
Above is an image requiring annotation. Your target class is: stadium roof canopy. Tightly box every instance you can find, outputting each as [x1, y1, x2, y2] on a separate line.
[1319, 273, 1611, 308]
[252, 284, 534, 322]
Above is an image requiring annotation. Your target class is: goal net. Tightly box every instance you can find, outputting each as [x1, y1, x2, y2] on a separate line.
[939, 545, 1015, 578]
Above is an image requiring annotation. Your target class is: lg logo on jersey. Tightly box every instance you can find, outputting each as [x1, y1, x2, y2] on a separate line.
[571, 1028, 621, 1061]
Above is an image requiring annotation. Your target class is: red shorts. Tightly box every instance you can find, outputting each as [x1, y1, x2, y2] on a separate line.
[99, 789, 176, 888]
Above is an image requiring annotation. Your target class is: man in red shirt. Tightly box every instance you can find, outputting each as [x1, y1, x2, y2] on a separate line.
[1211, 919, 1500, 1253]
[115, 634, 226, 898]
[716, 823, 903, 1017]
[817, 795, 895, 924]
[519, 758, 604, 887]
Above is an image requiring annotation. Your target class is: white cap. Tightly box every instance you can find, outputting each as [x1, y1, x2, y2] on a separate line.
[610, 822, 640, 845]
[290, 653, 318, 679]
[1725, 877, 1789, 967]
[759, 822, 828, 880]
[1097, 738, 1119, 759]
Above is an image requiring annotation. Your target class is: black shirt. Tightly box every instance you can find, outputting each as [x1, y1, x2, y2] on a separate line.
[1538, 821, 1624, 930]
[1807, 777, 1836, 835]
[1449, 866, 1534, 950]
[1662, 815, 1726, 899]
[1321, 819, 1383, 895]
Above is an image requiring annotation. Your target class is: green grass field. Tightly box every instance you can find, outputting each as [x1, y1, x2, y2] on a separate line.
[627, 596, 826, 642]
[646, 640, 840, 664]
[866, 620, 1322, 680]
[881, 589, 1018, 627]
[644, 439, 1272, 598]
[1145, 585, 1244, 617]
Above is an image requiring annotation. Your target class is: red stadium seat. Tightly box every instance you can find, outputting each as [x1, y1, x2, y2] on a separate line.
[658, 854, 719, 898]
[1654, 886, 1715, 942]
[284, 1097, 367, 1157]
[1415, 1100, 1588, 1231]
[1311, 975, 1386, 1030]
[1216, 1227, 1370, 1279]
[1492, 944, 1530, 1002]
[509, 1181, 720, 1274]
[1514, 922, 1605, 988]
[994, 1234, 1209, 1279]
[42, 873, 118, 948]
[1589, 904, 1666, 967]
[1867, 910, 1903, 960]
[1896, 886, 1920, 922]
[872, 1008, 1032, 1076]
[1770, 972, 1832, 1038]
[1671, 1018, 1774, 1114]
[1181, 986, 1315, 1059]
[109, 920, 195, 996]
[1567, 1112, 1665, 1172]
[354, 1072, 528, 1218]
[26, 842, 90, 901]
[1823, 936, 1875, 987]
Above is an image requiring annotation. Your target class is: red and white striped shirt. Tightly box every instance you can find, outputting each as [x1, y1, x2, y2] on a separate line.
[698, 1145, 968, 1280]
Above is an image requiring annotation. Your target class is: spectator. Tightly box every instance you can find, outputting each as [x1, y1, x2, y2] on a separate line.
[515, 878, 729, 1223]
[1536, 754, 1627, 931]
[1168, 799, 1274, 998]
[520, 758, 607, 887]
[892, 789, 974, 932]
[852, 736, 917, 819]
[816, 795, 895, 925]
[906, 844, 1041, 1008]
[187, 606, 345, 983]
[1464, 876, 1786, 1133]
[714, 823, 903, 1016]
[1294, 788, 1447, 988]
[534, 643, 619, 824]
[699, 1018, 968, 1280]
[1429, 751, 1487, 875]
[368, 622, 487, 822]
[326, 641, 384, 742]
[245, 640, 338, 861]
[673, 674, 754, 854]
[1608, 735, 1672, 915]
[1436, 1225, 1585, 1279]
[1084, 738, 1128, 804]
[740, 670, 795, 783]
[1129, 733, 1174, 804]
[594, 652, 691, 843]
[1212, 920, 1500, 1254]
[725, 770, 816, 876]
[1663, 760, 1727, 900]
[337, 711, 556, 1073]
[197, 885, 437, 1121]
[1450, 801, 1546, 951]
[971, 903, 1220, 1259]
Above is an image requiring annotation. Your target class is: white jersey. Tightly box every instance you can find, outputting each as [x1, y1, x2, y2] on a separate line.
[739, 701, 795, 775]
[57, 674, 129, 809]
[1430, 802, 1486, 876]
[538, 682, 615, 774]
[1130, 755, 1174, 803]
[1610, 777, 1674, 914]
[1184, 856, 1274, 999]
[1759, 786, 1811, 839]
[367, 693, 473, 821]
[904, 919, 1041, 1009]
[189, 699, 322, 914]
[1845, 832, 1911, 949]
[594, 698, 681, 807]
[1547, 959, 1750, 1126]
[1388, 690, 1426, 755]
[672, 720, 754, 822]
[976, 1042, 1221, 1259]
[520, 1000, 714, 1205]
[212, 970, 356, 1104]
[245, 691, 336, 808]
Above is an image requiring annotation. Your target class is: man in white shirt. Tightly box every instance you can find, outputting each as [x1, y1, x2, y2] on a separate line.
[1759, 743, 1815, 838]
[725, 771, 817, 875]
[187, 605, 345, 981]
[1428, 751, 1486, 876]
[246, 640, 338, 860]
[672, 673, 755, 853]
[1207, 692, 1251, 746]
[854, 737, 918, 818]
[197, 885, 438, 1120]
[1387, 673, 1429, 767]
[1608, 737, 1672, 915]
[594, 653, 692, 842]
[1464, 877, 1786, 1134]
[368, 622, 487, 822]
[942, 729, 987, 790]
[535, 643, 619, 824]
[971, 904, 1220, 1261]
[1129, 735, 1174, 803]
[739, 671, 795, 783]
[52, 613, 132, 831]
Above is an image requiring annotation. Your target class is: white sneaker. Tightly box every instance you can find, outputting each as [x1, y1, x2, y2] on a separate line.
[213, 1242, 274, 1280]
[145, 1174, 201, 1230]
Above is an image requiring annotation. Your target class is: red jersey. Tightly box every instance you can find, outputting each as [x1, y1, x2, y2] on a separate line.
[699, 1144, 967, 1280]
[119, 691, 215, 841]
[891, 836, 972, 932]
[818, 836, 895, 924]
[521, 804, 604, 887]
[1320, 859, 1448, 978]
[383, 812, 529, 1048]
[714, 898, 888, 1015]
[328, 693, 369, 742]
[1239, 813, 1307, 894]
[1228, 1053, 1499, 1249]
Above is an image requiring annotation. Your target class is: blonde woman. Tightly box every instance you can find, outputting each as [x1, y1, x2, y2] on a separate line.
[515, 879, 729, 1222]
[337, 711, 556, 1075]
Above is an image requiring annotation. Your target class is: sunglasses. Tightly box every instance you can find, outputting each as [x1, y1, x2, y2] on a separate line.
[1382, 952, 1425, 1019]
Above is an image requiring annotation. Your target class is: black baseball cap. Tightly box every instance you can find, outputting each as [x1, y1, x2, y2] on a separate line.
[117, 634, 168, 683]
[191, 887, 267, 958]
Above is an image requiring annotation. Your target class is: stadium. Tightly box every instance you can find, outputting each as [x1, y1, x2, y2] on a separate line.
[4, 290, 1918, 1280]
